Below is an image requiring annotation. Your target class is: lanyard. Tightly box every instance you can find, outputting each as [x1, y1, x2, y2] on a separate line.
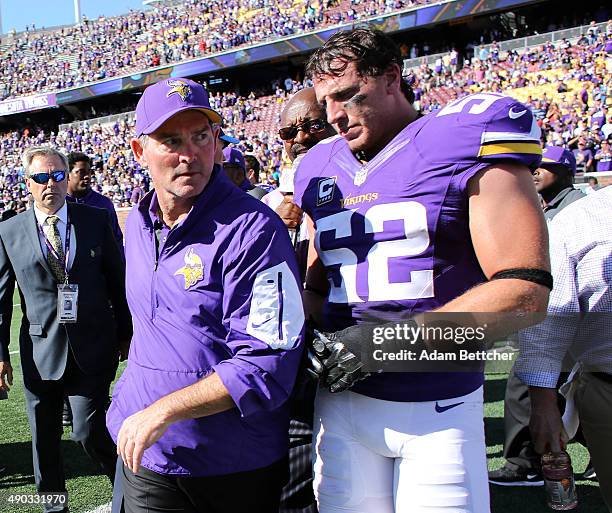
[38, 217, 72, 283]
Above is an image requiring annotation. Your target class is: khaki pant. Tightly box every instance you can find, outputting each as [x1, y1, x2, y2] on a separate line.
[575, 372, 612, 512]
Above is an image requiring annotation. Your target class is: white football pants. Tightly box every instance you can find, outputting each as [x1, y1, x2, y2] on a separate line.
[312, 386, 490, 513]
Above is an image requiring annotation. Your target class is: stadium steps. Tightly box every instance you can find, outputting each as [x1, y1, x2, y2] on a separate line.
[58, 35, 80, 70]
[60, 53, 80, 71]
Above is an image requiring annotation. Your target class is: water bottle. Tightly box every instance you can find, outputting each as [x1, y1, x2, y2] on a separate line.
[541, 451, 578, 510]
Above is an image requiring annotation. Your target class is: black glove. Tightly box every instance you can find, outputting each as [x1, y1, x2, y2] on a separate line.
[307, 326, 371, 393]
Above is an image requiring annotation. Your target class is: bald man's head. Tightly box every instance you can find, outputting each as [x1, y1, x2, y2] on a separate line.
[279, 87, 336, 161]
[280, 88, 320, 126]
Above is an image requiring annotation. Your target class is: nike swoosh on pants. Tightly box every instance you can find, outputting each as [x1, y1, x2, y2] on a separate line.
[434, 401, 464, 413]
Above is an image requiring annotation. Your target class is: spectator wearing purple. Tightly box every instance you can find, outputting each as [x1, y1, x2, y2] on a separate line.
[66, 152, 124, 255]
[591, 99, 607, 129]
[129, 181, 145, 205]
[595, 138, 612, 171]
[573, 138, 595, 173]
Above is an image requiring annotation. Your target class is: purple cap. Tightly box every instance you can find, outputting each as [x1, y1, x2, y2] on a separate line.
[135, 78, 221, 136]
[222, 147, 246, 171]
[540, 146, 577, 175]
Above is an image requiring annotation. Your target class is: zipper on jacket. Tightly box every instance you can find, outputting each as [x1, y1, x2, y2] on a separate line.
[153, 219, 163, 272]
[150, 220, 164, 320]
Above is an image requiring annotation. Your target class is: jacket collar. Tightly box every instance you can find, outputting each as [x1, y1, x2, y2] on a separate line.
[545, 186, 577, 210]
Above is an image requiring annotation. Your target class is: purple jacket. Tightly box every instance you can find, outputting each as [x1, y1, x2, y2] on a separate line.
[67, 189, 124, 256]
[107, 169, 305, 476]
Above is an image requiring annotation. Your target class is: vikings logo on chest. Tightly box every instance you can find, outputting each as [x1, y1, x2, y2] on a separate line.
[174, 248, 204, 289]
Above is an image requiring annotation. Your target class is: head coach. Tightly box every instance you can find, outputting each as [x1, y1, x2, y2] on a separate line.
[106, 78, 305, 513]
[0, 146, 132, 513]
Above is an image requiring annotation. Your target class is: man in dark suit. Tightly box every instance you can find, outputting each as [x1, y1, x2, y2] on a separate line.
[0, 146, 132, 513]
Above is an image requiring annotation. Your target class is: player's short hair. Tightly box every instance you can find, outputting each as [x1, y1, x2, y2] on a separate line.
[22, 146, 69, 178]
[305, 27, 415, 103]
[68, 151, 91, 171]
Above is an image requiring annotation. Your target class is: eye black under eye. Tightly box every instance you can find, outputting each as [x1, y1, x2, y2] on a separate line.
[338, 90, 357, 101]
[346, 93, 367, 106]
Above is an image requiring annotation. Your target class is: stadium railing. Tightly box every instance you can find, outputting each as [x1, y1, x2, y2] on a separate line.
[473, 20, 609, 56]
[0, 23, 75, 44]
[583, 171, 612, 182]
[58, 112, 136, 132]
[402, 51, 449, 72]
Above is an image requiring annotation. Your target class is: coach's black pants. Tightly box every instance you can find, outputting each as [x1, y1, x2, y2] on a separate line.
[280, 380, 318, 513]
[122, 457, 288, 513]
[280, 423, 317, 513]
[24, 350, 117, 512]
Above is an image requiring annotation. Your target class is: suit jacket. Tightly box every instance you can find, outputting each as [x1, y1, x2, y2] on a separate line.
[0, 202, 132, 381]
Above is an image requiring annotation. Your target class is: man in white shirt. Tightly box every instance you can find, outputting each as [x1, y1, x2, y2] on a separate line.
[516, 187, 612, 511]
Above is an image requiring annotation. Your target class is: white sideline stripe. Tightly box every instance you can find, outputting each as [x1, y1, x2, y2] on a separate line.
[85, 503, 111, 513]
[9, 350, 19, 355]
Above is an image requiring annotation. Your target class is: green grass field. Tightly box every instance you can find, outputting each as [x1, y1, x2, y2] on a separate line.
[0, 304, 606, 512]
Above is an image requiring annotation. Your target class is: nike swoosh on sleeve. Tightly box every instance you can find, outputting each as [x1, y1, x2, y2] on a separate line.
[508, 108, 527, 119]
[251, 317, 273, 329]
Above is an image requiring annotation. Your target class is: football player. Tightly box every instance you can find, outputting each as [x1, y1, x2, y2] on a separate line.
[293, 28, 551, 513]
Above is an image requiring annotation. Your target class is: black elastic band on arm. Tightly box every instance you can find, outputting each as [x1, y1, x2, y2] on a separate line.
[490, 268, 553, 290]
[304, 283, 328, 297]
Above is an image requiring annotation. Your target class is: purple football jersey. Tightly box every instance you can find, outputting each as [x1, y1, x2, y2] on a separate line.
[107, 168, 305, 476]
[294, 93, 542, 402]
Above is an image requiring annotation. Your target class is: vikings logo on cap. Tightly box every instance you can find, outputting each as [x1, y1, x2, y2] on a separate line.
[174, 248, 204, 289]
[166, 80, 191, 102]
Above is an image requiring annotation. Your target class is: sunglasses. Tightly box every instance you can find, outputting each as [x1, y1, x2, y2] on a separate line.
[278, 119, 328, 141]
[29, 170, 66, 185]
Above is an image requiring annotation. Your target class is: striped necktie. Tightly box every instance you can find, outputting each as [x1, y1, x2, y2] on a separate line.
[46, 215, 66, 283]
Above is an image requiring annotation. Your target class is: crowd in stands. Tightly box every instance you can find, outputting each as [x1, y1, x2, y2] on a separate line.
[0, 0, 433, 101]
[0, 18, 610, 214]
[0, 118, 149, 211]
[409, 20, 612, 168]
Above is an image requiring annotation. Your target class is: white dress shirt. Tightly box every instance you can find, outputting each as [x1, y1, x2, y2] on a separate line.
[33, 201, 77, 271]
[516, 186, 612, 387]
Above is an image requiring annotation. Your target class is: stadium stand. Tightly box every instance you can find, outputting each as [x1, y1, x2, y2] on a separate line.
[0, 13, 610, 216]
[0, 1, 611, 511]
[0, 0, 434, 101]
